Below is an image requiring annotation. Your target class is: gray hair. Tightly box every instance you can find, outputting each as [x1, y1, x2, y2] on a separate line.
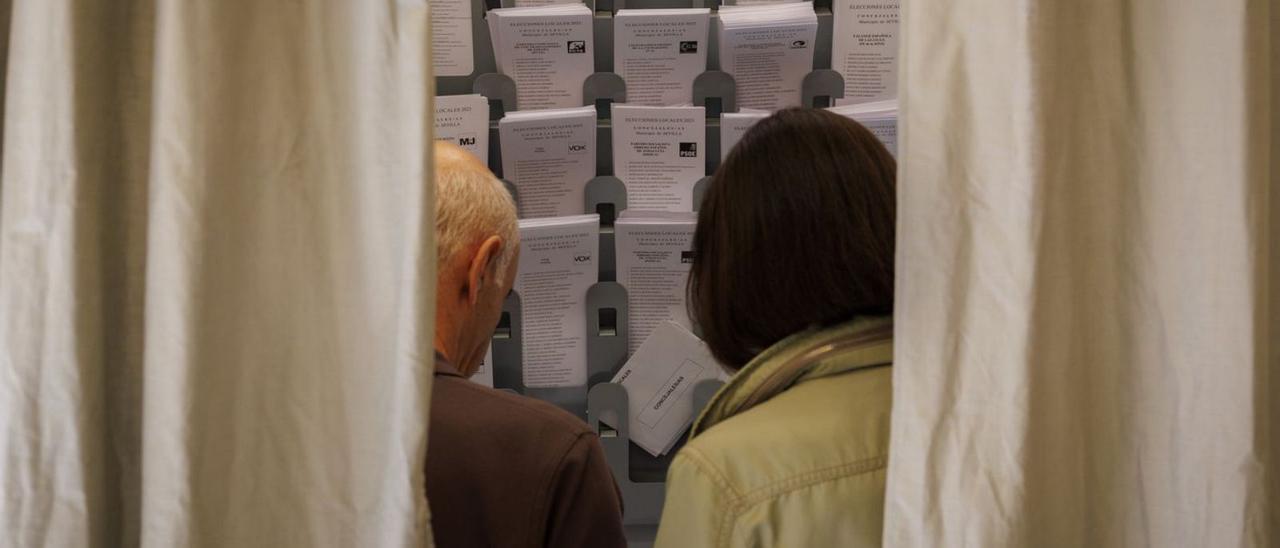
[435, 160, 519, 276]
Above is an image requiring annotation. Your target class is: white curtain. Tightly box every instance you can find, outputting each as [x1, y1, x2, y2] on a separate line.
[886, 0, 1278, 546]
[0, 1, 436, 546]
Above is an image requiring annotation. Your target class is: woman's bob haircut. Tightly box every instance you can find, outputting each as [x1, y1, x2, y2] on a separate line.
[687, 107, 896, 369]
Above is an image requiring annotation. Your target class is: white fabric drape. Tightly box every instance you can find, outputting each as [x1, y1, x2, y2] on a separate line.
[0, 1, 435, 546]
[886, 0, 1278, 546]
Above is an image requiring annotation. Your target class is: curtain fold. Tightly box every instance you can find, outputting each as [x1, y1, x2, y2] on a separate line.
[1271, 1, 1279, 541]
[0, 1, 435, 546]
[886, 0, 1277, 546]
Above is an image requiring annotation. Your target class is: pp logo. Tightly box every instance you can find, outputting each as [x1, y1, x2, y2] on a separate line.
[790, 39, 808, 48]
[679, 142, 698, 158]
[568, 142, 588, 154]
[679, 41, 699, 54]
[567, 40, 586, 54]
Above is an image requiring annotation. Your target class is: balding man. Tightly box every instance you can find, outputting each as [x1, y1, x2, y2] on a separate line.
[425, 142, 627, 548]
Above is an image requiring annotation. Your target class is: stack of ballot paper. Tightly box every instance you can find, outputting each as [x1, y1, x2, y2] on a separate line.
[613, 9, 711, 107]
[487, 4, 594, 110]
[717, 2, 818, 111]
[828, 99, 897, 157]
[499, 106, 597, 218]
[719, 108, 770, 160]
[434, 94, 490, 165]
[516, 214, 600, 388]
[429, 0, 474, 77]
[831, 0, 898, 105]
[512, 0, 582, 6]
[612, 105, 706, 211]
[609, 321, 728, 456]
[615, 211, 698, 355]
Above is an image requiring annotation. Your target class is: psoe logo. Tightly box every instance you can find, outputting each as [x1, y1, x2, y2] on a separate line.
[680, 251, 695, 264]
[679, 142, 698, 158]
[568, 142, 588, 154]
[790, 39, 808, 48]
[573, 254, 592, 263]
[567, 40, 586, 54]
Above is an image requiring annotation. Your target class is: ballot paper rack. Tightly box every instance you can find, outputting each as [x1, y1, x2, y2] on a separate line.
[438, 0, 844, 543]
[466, 69, 843, 179]
[435, 0, 847, 181]
[489, 176, 722, 544]
[446, 0, 844, 279]
[490, 280, 726, 544]
[436, 0, 841, 95]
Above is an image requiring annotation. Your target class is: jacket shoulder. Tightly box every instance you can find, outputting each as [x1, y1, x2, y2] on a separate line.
[431, 376, 593, 436]
[684, 365, 892, 496]
[658, 367, 892, 547]
[427, 378, 626, 547]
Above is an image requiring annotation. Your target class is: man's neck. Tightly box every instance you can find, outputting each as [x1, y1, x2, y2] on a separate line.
[433, 333, 460, 368]
[434, 315, 475, 376]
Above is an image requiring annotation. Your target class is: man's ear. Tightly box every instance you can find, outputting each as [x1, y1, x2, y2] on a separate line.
[465, 235, 505, 305]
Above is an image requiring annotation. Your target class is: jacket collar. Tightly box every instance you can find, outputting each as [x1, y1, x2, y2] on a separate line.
[434, 351, 465, 378]
[690, 316, 893, 438]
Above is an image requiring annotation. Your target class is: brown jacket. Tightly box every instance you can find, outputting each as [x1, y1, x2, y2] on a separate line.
[425, 354, 626, 548]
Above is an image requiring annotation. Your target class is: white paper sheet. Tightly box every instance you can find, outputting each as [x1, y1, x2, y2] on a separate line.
[471, 345, 495, 388]
[499, 106, 597, 218]
[487, 4, 594, 110]
[831, 0, 898, 105]
[429, 0, 475, 76]
[719, 109, 770, 160]
[716, 2, 818, 111]
[828, 99, 897, 156]
[612, 105, 706, 211]
[615, 211, 698, 356]
[614, 9, 711, 107]
[609, 321, 726, 456]
[434, 94, 490, 164]
[515, 214, 600, 388]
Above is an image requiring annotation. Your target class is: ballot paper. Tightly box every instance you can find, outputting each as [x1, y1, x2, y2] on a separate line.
[828, 99, 897, 156]
[516, 214, 600, 388]
[471, 345, 495, 388]
[487, 4, 594, 110]
[719, 108, 770, 160]
[434, 94, 490, 164]
[831, 0, 899, 105]
[615, 211, 697, 356]
[614, 9, 711, 107]
[512, 0, 580, 6]
[609, 321, 727, 456]
[612, 105, 706, 211]
[499, 106, 597, 218]
[717, 2, 818, 111]
[429, 0, 474, 77]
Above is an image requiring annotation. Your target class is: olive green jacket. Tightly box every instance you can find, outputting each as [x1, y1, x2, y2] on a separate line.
[654, 316, 893, 548]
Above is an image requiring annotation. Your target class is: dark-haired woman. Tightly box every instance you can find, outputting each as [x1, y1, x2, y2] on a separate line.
[655, 108, 896, 548]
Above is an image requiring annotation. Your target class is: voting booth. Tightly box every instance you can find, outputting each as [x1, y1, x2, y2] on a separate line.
[432, 0, 897, 543]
